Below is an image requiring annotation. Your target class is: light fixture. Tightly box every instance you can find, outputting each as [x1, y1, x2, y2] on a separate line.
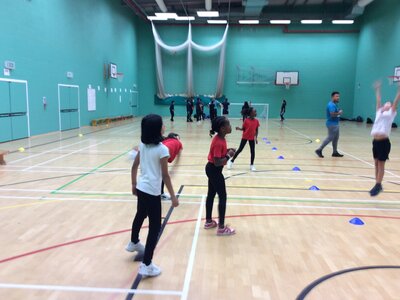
[197, 11, 219, 17]
[270, 20, 291, 24]
[239, 20, 259, 24]
[332, 20, 354, 24]
[301, 20, 323, 24]
[155, 12, 178, 19]
[147, 16, 168, 21]
[207, 20, 228, 24]
[175, 16, 195, 21]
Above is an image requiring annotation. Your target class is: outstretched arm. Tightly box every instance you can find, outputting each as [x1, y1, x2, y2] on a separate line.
[373, 81, 382, 111]
[392, 83, 400, 111]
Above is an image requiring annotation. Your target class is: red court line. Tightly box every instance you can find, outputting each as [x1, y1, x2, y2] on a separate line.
[1, 213, 400, 265]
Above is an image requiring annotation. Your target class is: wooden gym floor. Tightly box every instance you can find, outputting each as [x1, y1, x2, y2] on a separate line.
[0, 117, 400, 300]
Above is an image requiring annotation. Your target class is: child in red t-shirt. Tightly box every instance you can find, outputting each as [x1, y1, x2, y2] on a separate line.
[161, 133, 183, 199]
[227, 107, 259, 171]
[205, 116, 236, 236]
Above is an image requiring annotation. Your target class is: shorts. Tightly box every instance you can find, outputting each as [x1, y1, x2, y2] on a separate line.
[372, 138, 391, 161]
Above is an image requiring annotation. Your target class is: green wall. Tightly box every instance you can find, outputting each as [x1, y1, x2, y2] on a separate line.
[0, 0, 138, 137]
[138, 23, 359, 119]
[353, 0, 400, 122]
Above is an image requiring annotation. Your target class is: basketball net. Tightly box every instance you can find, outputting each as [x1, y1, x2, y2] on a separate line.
[117, 73, 124, 83]
[285, 83, 291, 90]
[388, 76, 400, 86]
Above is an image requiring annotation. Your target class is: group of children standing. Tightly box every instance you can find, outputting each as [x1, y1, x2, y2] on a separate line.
[127, 100, 260, 277]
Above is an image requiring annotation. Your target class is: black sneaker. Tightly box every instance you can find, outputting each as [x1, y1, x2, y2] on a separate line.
[332, 152, 344, 157]
[370, 184, 382, 196]
[315, 149, 324, 158]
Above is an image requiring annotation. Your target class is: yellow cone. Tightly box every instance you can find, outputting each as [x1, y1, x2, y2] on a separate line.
[78, 134, 83, 137]
[315, 139, 320, 143]
[18, 147, 25, 152]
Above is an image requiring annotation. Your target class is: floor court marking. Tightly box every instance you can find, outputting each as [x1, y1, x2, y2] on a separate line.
[0, 283, 182, 296]
[22, 140, 110, 172]
[2, 213, 400, 266]
[2, 190, 400, 206]
[0, 200, 59, 211]
[181, 195, 205, 300]
[8, 140, 91, 164]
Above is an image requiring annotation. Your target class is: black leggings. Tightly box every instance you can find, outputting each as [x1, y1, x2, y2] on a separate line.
[231, 139, 255, 165]
[130, 189, 161, 265]
[205, 162, 227, 227]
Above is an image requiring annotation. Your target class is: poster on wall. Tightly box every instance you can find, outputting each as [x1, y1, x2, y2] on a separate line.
[87, 87, 96, 111]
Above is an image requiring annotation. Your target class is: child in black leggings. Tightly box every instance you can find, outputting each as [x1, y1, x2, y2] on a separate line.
[204, 116, 236, 236]
[227, 107, 259, 171]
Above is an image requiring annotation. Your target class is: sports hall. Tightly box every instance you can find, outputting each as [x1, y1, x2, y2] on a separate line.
[1, 0, 400, 299]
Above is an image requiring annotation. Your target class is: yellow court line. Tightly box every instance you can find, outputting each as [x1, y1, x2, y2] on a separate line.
[0, 200, 59, 211]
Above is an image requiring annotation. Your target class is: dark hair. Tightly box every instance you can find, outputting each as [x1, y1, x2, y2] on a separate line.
[243, 101, 249, 108]
[167, 132, 180, 139]
[211, 116, 228, 134]
[171, 100, 175, 103]
[248, 107, 256, 116]
[141, 114, 163, 145]
[331, 91, 340, 97]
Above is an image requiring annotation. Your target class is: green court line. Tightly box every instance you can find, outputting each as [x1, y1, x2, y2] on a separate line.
[51, 191, 400, 207]
[51, 150, 130, 194]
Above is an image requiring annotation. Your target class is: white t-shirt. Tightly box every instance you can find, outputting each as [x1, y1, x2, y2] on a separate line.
[136, 142, 169, 196]
[371, 108, 397, 137]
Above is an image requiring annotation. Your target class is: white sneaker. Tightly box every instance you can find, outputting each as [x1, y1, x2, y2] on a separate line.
[125, 241, 145, 253]
[161, 193, 171, 200]
[139, 262, 161, 277]
[250, 165, 256, 172]
[227, 159, 233, 169]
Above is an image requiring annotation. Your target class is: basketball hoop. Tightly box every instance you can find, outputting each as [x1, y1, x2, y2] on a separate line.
[116, 72, 124, 83]
[283, 78, 291, 90]
[388, 76, 400, 86]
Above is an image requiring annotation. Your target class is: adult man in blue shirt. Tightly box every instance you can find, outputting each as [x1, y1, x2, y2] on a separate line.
[315, 91, 344, 158]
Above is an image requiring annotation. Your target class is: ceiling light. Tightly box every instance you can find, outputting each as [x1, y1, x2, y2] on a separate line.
[197, 11, 219, 17]
[175, 16, 195, 21]
[207, 20, 228, 24]
[147, 16, 168, 21]
[239, 20, 259, 24]
[332, 20, 354, 24]
[301, 20, 323, 24]
[155, 12, 178, 19]
[270, 20, 291, 24]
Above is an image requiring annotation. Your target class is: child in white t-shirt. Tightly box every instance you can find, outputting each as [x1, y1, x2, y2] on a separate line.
[370, 81, 400, 196]
[126, 114, 179, 277]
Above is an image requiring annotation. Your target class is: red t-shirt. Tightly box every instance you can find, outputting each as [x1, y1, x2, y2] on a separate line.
[207, 135, 227, 164]
[162, 138, 183, 163]
[242, 118, 260, 140]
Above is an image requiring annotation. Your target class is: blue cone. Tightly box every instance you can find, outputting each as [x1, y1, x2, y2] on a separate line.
[262, 137, 267, 141]
[309, 185, 320, 191]
[266, 141, 271, 144]
[349, 217, 365, 226]
[278, 155, 284, 160]
[292, 166, 301, 171]
[272, 147, 277, 151]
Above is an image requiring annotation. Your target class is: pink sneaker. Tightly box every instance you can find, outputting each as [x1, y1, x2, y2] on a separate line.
[217, 225, 236, 236]
[204, 220, 218, 229]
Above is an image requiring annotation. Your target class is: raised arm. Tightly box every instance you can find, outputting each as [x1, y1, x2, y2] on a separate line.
[373, 81, 382, 111]
[392, 83, 400, 111]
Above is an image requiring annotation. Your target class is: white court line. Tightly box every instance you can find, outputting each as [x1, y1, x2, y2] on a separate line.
[22, 140, 109, 171]
[181, 195, 205, 300]
[8, 140, 91, 164]
[2, 189, 400, 205]
[0, 283, 181, 296]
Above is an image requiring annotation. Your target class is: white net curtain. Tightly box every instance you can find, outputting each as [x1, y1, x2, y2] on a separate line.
[152, 23, 229, 99]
